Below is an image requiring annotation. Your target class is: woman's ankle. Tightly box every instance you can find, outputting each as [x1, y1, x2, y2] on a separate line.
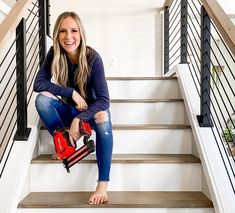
[88, 181, 109, 205]
[96, 181, 108, 191]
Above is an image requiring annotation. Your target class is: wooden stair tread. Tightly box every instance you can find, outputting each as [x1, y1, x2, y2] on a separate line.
[106, 76, 177, 80]
[41, 124, 191, 130]
[110, 98, 183, 103]
[32, 154, 201, 164]
[112, 124, 191, 130]
[18, 191, 213, 208]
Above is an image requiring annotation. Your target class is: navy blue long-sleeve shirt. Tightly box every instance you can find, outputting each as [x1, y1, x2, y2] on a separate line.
[33, 47, 110, 121]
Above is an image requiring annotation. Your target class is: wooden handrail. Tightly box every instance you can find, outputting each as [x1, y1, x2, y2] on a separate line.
[201, 0, 235, 57]
[0, 0, 32, 50]
[163, 0, 235, 57]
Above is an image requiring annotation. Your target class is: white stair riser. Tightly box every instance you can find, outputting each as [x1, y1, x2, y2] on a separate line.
[17, 208, 214, 213]
[107, 80, 180, 99]
[113, 129, 192, 154]
[30, 163, 201, 191]
[110, 102, 185, 124]
[39, 129, 192, 154]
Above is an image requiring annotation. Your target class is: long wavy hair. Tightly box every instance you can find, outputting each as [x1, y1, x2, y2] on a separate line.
[52, 11, 90, 98]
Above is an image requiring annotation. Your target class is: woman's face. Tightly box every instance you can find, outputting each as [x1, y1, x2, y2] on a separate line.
[58, 16, 81, 58]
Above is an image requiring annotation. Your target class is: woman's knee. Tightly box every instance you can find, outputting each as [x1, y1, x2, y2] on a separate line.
[93, 111, 112, 135]
[40, 91, 58, 100]
[35, 92, 58, 111]
[94, 111, 110, 124]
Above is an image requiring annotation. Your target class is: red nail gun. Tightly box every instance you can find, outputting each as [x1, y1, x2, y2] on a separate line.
[53, 120, 95, 173]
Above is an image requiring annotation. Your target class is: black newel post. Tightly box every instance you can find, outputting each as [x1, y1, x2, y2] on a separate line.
[180, 0, 188, 63]
[164, 6, 170, 74]
[39, 0, 47, 66]
[14, 18, 31, 140]
[197, 6, 213, 127]
[46, 0, 51, 37]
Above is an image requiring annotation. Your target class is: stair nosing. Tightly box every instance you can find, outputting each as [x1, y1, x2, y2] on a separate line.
[112, 124, 191, 130]
[31, 154, 201, 164]
[106, 77, 177, 80]
[40, 124, 191, 131]
[110, 98, 184, 103]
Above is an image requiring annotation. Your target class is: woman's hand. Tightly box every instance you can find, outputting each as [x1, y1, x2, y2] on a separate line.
[69, 117, 81, 146]
[72, 90, 88, 111]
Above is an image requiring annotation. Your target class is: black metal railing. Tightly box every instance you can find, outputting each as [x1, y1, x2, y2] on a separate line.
[164, 0, 235, 193]
[0, 0, 50, 177]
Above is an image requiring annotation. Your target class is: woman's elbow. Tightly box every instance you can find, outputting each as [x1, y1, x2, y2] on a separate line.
[33, 81, 42, 93]
[104, 98, 110, 109]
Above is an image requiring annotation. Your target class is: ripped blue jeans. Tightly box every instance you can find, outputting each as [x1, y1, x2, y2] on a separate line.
[35, 93, 113, 181]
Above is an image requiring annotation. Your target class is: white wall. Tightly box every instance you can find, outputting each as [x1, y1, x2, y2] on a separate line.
[2, 0, 15, 7]
[0, 0, 11, 23]
[217, 0, 235, 15]
[0, 11, 5, 23]
[49, 0, 164, 77]
[0, 0, 11, 14]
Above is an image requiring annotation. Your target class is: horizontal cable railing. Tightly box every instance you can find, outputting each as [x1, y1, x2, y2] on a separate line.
[0, 0, 49, 178]
[164, 0, 235, 193]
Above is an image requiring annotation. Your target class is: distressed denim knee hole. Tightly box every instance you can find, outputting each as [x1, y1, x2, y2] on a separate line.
[94, 111, 109, 124]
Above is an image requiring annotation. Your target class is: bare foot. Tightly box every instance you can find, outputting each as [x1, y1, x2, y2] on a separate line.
[89, 182, 108, 205]
[51, 154, 61, 160]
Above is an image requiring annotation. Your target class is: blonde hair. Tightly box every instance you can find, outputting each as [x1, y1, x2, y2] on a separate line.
[52, 11, 90, 98]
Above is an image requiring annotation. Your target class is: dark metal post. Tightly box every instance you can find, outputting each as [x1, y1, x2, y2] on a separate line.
[39, 0, 47, 66]
[46, 0, 51, 37]
[14, 18, 31, 140]
[197, 6, 213, 127]
[180, 0, 188, 63]
[164, 6, 170, 74]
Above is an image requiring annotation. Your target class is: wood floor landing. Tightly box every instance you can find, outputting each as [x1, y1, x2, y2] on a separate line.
[18, 191, 213, 208]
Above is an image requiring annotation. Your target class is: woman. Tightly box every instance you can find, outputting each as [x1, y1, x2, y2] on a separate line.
[33, 11, 113, 205]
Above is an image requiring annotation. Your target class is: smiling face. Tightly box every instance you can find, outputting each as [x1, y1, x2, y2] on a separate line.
[58, 16, 81, 62]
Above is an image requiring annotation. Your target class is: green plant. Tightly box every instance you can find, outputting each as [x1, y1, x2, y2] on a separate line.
[222, 124, 235, 142]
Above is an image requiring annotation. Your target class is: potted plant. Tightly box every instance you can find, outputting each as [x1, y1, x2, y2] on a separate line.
[222, 123, 235, 156]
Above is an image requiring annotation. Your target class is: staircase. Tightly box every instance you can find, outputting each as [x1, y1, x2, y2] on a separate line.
[17, 77, 214, 212]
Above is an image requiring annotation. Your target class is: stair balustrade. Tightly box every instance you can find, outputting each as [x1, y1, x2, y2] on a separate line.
[164, 0, 235, 194]
[0, 0, 50, 178]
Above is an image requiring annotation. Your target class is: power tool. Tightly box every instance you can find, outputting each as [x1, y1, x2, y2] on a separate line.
[53, 120, 95, 172]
